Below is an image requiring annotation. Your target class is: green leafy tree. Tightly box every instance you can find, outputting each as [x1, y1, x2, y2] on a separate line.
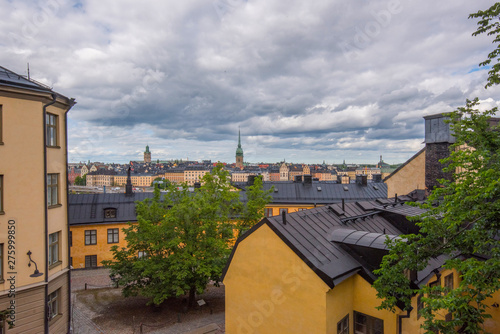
[374, 4, 500, 333]
[74, 175, 86, 186]
[104, 164, 255, 307]
[470, 3, 500, 88]
[236, 175, 273, 237]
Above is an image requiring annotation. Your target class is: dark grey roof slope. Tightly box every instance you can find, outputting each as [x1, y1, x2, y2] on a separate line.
[238, 181, 387, 204]
[68, 193, 154, 225]
[223, 199, 446, 293]
[0, 66, 52, 93]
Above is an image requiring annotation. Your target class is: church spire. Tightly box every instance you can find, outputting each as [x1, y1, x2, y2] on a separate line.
[235, 128, 244, 169]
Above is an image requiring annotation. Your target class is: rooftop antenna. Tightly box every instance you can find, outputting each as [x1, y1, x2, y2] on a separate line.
[27, 62, 30, 80]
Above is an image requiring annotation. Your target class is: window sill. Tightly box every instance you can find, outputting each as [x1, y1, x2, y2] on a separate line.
[0, 211, 4, 215]
[49, 313, 63, 323]
[0, 142, 3, 145]
[48, 204, 62, 209]
[49, 261, 62, 270]
[0, 279, 4, 284]
[46, 145, 61, 149]
[84, 244, 97, 246]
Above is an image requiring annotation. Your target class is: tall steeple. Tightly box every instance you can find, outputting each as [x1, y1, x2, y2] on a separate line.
[235, 128, 244, 169]
[144, 144, 151, 163]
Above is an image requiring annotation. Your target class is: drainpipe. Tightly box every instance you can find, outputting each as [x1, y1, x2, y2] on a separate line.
[43, 93, 57, 334]
[64, 98, 76, 334]
[398, 308, 412, 334]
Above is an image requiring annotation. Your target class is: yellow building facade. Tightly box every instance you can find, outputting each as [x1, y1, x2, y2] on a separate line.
[0, 66, 74, 333]
[384, 148, 426, 198]
[70, 223, 128, 269]
[223, 202, 500, 334]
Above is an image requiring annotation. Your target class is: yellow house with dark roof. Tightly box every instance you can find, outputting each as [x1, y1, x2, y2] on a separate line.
[222, 200, 500, 334]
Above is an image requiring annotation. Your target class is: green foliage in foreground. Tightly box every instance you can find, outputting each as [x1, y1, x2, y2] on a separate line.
[375, 4, 500, 333]
[103, 165, 271, 307]
[374, 102, 500, 333]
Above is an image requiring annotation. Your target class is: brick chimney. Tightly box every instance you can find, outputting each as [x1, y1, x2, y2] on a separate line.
[424, 114, 455, 190]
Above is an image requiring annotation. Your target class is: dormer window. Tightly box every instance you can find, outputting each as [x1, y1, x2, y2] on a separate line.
[104, 208, 117, 218]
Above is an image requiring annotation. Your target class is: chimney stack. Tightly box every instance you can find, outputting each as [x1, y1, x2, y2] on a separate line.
[424, 114, 455, 190]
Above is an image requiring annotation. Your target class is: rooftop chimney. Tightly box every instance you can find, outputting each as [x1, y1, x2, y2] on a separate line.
[356, 174, 367, 186]
[303, 175, 312, 184]
[424, 114, 455, 190]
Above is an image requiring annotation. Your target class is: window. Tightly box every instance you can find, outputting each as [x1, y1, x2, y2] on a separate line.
[48, 232, 59, 266]
[46, 113, 58, 147]
[0, 244, 3, 281]
[265, 208, 273, 217]
[85, 230, 97, 245]
[104, 208, 117, 218]
[337, 314, 349, 334]
[444, 273, 454, 294]
[354, 311, 383, 334]
[69, 231, 72, 247]
[47, 290, 59, 319]
[138, 251, 148, 259]
[417, 294, 424, 319]
[85, 255, 97, 268]
[107, 228, 119, 243]
[429, 278, 441, 296]
[47, 174, 59, 206]
[0, 105, 3, 144]
[0, 175, 3, 213]
[279, 208, 288, 214]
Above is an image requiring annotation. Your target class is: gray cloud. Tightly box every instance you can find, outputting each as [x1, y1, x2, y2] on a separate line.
[1, 0, 499, 164]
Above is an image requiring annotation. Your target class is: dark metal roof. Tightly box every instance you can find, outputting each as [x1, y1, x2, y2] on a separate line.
[222, 199, 447, 293]
[330, 229, 401, 250]
[68, 193, 154, 225]
[238, 181, 388, 204]
[0, 66, 52, 93]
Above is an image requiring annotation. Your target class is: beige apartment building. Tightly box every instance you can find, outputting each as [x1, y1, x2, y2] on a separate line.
[0, 66, 75, 333]
[162, 169, 184, 184]
[184, 167, 209, 186]
[114, 174, 154, 187]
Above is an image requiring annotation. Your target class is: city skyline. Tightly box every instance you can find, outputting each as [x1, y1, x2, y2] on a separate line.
[1, 0, 499, 164]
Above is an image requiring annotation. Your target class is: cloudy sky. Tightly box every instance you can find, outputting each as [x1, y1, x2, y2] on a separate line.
[1, 0, 499, 164]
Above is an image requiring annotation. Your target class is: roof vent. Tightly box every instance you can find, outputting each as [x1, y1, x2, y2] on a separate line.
[373, 185, 379, 190]
[343, 186, 348, 191]
[274, 188, 278, 193]
[317, 186, 322, 191]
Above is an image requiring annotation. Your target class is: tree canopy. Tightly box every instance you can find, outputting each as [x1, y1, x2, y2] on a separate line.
[374, 4, 500, 333]
[103, 165, 271, 307]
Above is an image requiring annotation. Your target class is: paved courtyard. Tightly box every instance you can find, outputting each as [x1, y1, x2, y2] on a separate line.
[71, 269, 225, 333]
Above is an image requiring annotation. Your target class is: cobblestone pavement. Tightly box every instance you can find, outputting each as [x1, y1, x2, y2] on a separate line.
[71, 293, 106, 334]
[70, 269, 225, 334]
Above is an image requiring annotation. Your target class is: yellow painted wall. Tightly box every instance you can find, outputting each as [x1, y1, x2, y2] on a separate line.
[385, 149, 425, 198]
[70, 222, 129, 269]
[224, 224, 330, 334]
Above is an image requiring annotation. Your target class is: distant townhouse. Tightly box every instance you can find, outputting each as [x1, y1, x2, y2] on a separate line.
[163, 168, 185, 184]
[85, 170, 116, 187]
[184, 166, 211, 186]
